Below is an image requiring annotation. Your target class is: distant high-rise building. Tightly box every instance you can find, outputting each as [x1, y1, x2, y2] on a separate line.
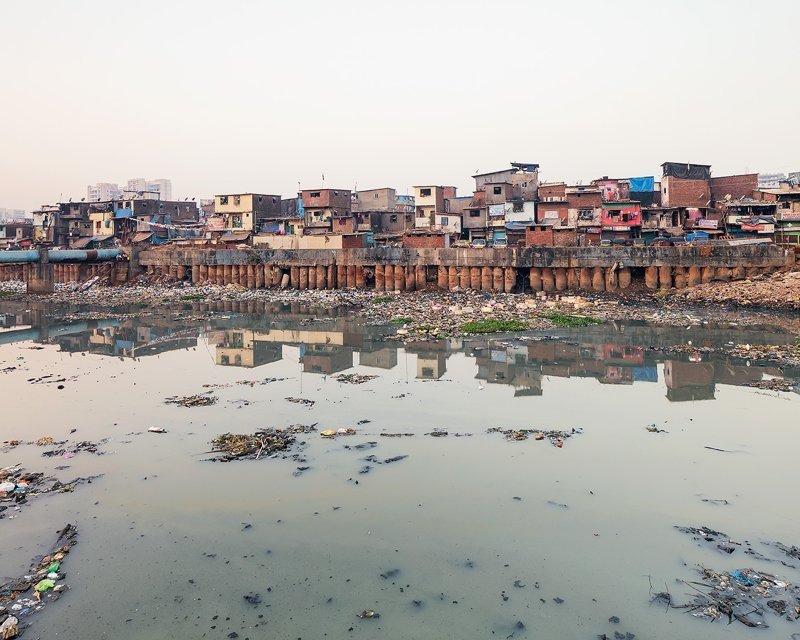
[0, 208, 27, 221]
[124, 178, 172, 200]
[87, 182, 121, 202]
[758, 173, 787, 189]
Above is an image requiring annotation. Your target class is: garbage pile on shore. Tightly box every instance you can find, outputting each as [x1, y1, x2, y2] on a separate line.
[0, 524, 78, 637]
[668, 270, 800, 311]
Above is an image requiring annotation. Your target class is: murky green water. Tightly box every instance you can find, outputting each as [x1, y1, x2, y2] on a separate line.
[1, 302, 798, 640]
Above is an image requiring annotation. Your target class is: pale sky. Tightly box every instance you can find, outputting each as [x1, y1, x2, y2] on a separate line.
[1, 0, 798, 211]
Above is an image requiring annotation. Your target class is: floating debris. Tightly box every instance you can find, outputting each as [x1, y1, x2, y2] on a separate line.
[285, 397, 315, 407]
[164, 394, 217, 407]
[661, 565, 800, 627]
[0, 523, 77, 631]
[1, 466, 102, 520]
[488, 427, 583, 447]
[333, 373, 378, 385]
[208, 426, 314, 462]
[357, 609, 380, 619]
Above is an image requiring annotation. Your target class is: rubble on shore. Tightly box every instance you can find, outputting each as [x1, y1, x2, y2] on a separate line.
[667, 270, 800, 311]
[2, 276, 799, 339]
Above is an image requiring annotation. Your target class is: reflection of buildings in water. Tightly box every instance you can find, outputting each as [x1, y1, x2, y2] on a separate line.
[664, 360, 716, 401]
[215, 330, 283, 368]
[416, 353, 447, 380]
[53, 324, 197, 358]
[525, 341, 652, 386]
[406, 340, 449, 380]
[473, 345, 542, 396]
[302, 344, 353, 374]
[662, 359, 780, 402]
[358, 348, 398, 370]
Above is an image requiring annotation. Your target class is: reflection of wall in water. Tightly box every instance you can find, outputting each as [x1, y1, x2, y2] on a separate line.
[302, 345, 353, 374]
[358, 348, 398, 370]
[664, 360, 716, 401]
[416, 353, 447, 380]
[474, 347, 542, 395]
[216, 330, 283, 367]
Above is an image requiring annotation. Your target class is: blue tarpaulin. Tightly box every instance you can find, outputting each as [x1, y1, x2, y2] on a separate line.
[629, 176, 654, 192]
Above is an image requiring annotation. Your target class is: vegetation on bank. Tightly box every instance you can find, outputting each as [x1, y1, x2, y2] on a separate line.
[461, 319, 529, 334]
[540, 312, 602, 328]
[390, 316, 414, 325]
[372, 296, 393, 304]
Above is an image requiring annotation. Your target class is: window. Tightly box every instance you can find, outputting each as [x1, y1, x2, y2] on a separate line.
[493, 186, 502, 195]
[220, 196, 228, 205]
[470, 211, 480, 217]
[440, 217, 449, 225]
[234, 196, 240, 205]
[374, 193, 379, 199]
[390, 214, 397, 222]
[272, 198, 277, 204]
[512, 202, 523, 213]
[420, 188, 431, 197]
[333, 191, 339, 196]
[258, 196, 263, 203]
[310, 192, 320, 198]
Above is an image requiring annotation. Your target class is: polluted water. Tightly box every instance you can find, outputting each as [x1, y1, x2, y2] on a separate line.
[0, 299, 798, 640]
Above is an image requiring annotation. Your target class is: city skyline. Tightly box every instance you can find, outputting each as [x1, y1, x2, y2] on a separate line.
[1, 0, 799, 212]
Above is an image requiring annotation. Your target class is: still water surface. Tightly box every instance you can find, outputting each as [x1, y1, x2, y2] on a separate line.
[1, 302, 798, 640]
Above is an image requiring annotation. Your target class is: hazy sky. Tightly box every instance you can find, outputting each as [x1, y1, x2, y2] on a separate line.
[1, 0, 798, 211]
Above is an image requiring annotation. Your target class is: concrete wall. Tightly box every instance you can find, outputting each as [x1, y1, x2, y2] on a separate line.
[138, 244, 794, 269]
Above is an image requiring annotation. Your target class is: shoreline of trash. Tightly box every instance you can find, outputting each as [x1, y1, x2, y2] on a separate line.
[2, 278, 799, 340]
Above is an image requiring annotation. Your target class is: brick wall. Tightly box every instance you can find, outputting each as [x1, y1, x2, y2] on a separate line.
[662, 176, 710, 208]
[710, 174, 758, 202]
[525, 227, 554, 246]
[537, 202, 569, 224]
[402, 233, 447, 248]
[539, 183, 566, 200]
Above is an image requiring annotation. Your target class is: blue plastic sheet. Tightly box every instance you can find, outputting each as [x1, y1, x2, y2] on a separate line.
[629, 176, 654, 192]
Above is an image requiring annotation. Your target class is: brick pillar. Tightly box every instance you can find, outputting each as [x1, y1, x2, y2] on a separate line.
[541, 268, 555, 292]
[448, 266, 459, 291]
[645, 266, 658, 289]
[299, 266, 308, 289]
[375, 264, 385, 291]
[437, 266, 448, 290]
[405, 266, 415, 291]
[492, 267, 503, 292]
[604, 267, 618, 292]
[554, 268, 567, 291]
[416, 265, 426, 290]
[592, 267, 605, 291]
[618, 267, 632, 289]
[355, 266, 365, 288]
[658, 266, 672, 289]
[394, 265, 404, 292]
[481, 267, 492, 291]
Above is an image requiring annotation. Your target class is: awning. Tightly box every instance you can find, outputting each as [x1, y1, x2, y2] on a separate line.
[131, 232, 153, 243]
[221, 231, 251, 242]
[70, 237, 94, 249]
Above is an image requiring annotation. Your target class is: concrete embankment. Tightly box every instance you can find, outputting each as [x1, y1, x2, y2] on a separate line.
[135, 245, 794, 294]
[0, 245, 794, 294]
